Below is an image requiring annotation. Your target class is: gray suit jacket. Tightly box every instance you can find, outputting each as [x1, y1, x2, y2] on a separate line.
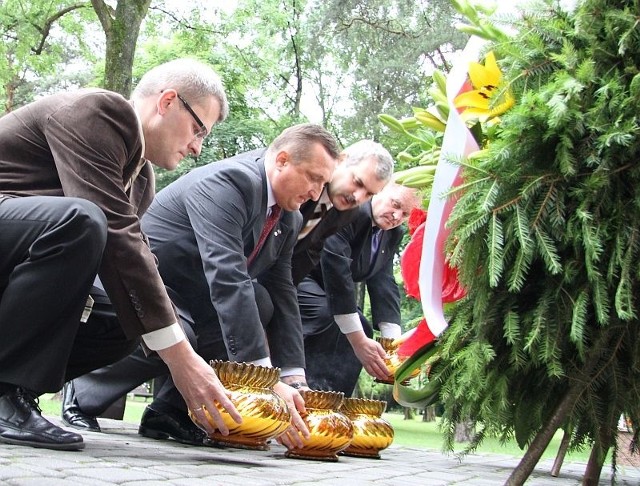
[141, 149, 305, 368]
[0, 88, 177, 338]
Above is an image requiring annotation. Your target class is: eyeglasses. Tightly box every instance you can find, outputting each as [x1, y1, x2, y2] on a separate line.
[177, 93, 208, 140]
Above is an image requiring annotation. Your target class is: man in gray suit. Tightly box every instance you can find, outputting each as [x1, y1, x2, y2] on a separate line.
[0, 59, 243, 451]
[298, 183, 420, 395]
[62, 124, 340, 447]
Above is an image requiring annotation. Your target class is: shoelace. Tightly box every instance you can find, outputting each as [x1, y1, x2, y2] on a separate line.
[17, 387, 42, 413]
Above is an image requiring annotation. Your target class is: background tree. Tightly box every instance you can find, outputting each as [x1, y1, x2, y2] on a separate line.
[0, 0, 96, 111]
[304, 0, 467, 147]
[91, 0, 152, 96]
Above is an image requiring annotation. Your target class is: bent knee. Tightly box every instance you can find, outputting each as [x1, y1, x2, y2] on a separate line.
[64, 198, 108, 248]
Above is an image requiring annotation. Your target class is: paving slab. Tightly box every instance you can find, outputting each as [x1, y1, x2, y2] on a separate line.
[0, 417, 638, 485]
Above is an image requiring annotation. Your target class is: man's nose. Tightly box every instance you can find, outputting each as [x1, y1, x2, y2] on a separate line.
[354, 187, 370, 203]
[309, 182, 324, 200]
[188, 138, 203, 157]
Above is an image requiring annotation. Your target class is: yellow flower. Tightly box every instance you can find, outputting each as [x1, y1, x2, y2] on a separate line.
[454, 51, 515, 122]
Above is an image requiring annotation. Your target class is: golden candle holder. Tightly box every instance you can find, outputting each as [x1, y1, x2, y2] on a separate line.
[189, 360, 291, 450]
[376, 337, 421, 385]
[284, 390, 354, 462]
[339, 397, 394, 459]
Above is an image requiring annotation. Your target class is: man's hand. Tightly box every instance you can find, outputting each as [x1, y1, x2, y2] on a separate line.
[157, 340, 242, 436]
[273, 380, 309, 449]
[346, 330, 390, 381]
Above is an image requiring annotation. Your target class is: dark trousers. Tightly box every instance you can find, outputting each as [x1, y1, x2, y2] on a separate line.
[0, 196, 137, 394]
[297, 277, 373, 396]
[73, 281, 275, 416]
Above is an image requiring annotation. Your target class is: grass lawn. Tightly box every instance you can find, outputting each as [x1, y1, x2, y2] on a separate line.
[40, 393, 593, 463]
[383, 413, 594, 463]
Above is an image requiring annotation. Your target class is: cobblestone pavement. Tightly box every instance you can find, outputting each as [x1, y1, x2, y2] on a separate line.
[0, 417, 639, 485]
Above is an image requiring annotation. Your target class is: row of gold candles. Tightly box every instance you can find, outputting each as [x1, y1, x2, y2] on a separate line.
[189, 360, 398, 461]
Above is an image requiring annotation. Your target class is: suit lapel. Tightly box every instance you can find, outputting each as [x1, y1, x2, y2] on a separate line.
[252, 161, 269, 247]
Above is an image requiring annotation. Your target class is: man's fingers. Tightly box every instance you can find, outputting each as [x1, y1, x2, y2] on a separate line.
[279, 425, 305, 449]
[289, 408, 310, 440]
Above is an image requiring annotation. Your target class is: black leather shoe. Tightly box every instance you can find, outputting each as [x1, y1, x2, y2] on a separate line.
[0, 387, 84, 451]
[138, 405, 206, 446]
[61, 381, 101, 432]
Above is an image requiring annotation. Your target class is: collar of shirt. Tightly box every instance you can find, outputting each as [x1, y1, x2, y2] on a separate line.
[263, 159, 277, 215]
[318, 185, 333, 210]
[130, 100, 146, 158]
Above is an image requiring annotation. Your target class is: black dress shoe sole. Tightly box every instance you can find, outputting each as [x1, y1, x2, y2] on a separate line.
[138, 425, 204, 446]
[62, 417, 101, 433]
[0, 435, 85, 451]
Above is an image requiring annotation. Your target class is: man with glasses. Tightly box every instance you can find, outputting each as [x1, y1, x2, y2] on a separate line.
[0, 58, 242, 451]
[176, 93, 208, 140]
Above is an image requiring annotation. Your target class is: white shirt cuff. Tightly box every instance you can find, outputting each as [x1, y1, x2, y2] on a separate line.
[334, 313, 364, 334]
[141, 323, 186, 351]
[249, 357, 273, 368]
[379, 322, 402, 339]
[280, 367, 305, 378]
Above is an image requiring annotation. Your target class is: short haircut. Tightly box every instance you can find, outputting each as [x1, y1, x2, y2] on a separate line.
[132, 58, 229, 122]
[342, 140, 394, 182]
[267, 123, 341, 163]
[385, 182, 421, 210]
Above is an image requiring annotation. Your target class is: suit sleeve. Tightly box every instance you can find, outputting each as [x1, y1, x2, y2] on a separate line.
[45, 92, 177, 338]
[319, 222, 363, 317]
[260, 212, 305, 369]
[366, 234, 402, 326]
[183, 167, 271, 362]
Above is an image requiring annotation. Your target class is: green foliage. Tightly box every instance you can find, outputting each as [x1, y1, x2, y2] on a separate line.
[0, 0, 98, 110]
[425, 0, 640, 465]
[307, 0, 468, 145]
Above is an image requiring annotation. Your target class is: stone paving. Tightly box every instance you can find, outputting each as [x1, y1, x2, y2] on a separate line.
[0, 417, 639, 485]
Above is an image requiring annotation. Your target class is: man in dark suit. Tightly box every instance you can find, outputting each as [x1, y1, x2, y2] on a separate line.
[62, 124, 340, 447]
[293, 140, 394, 285]
[298, 183, 420, 395]
[0, 59, 246, 451]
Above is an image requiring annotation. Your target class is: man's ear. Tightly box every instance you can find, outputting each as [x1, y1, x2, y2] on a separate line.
[275, 150, 290, 169]
[157, 89, 178, 115]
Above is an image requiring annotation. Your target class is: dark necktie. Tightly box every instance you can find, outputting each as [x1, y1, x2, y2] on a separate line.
[298, 202, 328, 239]
[247, 205, 282, 267]
[370, 227, 382, 266]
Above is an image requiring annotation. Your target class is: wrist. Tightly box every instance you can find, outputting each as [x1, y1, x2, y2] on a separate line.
[284, 380, 308, 390]
[346, 329, 367, 345]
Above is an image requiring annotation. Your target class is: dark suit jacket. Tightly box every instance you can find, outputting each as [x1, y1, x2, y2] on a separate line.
[308, 200, 403, 326]
[0, 89, 176, 338]
[141, 149, 305, 368]
[291, 198, 360, 285]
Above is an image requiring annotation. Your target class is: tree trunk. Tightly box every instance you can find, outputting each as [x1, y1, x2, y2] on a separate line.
[423, 405, 436, 422]
[403, 407, 414, 420]
[583, 442, 606, 486]
[551, 428, 572, 477]
[454, 421, 474, 442]
[583, 411, 618, 486]
[355, 282, 365, 310]
[91, 0, 152, 96]
[506, 327, 617, 486]
[506, 382, 583, 486]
